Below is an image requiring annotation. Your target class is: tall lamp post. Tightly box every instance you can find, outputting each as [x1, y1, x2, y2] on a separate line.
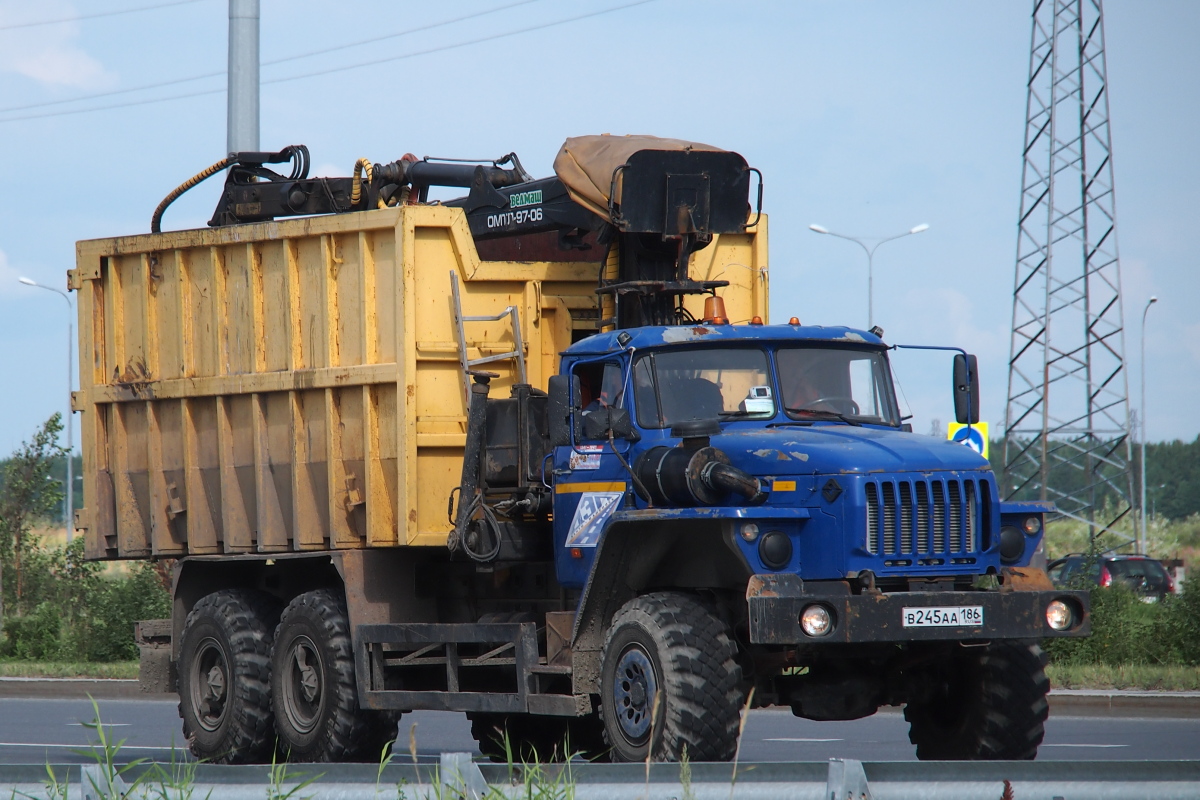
[18, 277, 74, 543]
[1139, 295, 1158, 555]
[808, 223, 930, 329]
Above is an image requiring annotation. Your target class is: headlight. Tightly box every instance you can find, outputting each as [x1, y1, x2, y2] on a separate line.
[740, 523, 760, 542]
[1023, 515, 1042, 535]
[999, 526, 1025, 564]
[800, 604, 832, 637]
[758, 531, 793, 569]
[1046, 600, 1073, 631]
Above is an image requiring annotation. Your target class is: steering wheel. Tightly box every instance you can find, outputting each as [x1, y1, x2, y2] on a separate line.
[795, 396, 860, 416]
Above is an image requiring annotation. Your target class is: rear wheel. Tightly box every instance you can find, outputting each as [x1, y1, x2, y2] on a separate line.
[177, 589, 277, 764]
[905, 641, 1050, 760]
[599, 592, 743, 762]
[271, 589, 399, 762]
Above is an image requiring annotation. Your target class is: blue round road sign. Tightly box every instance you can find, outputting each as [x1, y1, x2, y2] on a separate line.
[951, 426, 986, 455]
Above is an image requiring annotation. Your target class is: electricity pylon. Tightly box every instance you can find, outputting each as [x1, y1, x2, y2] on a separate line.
[1003, 0, 1135, 542]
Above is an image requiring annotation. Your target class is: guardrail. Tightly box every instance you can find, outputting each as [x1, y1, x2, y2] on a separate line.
[2, 754, 1199, 800]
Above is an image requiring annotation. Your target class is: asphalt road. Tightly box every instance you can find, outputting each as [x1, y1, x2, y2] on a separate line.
[0, 699, 1198, 765]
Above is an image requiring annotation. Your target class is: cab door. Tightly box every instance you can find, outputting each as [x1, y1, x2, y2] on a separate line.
[551, 361, 630, 587]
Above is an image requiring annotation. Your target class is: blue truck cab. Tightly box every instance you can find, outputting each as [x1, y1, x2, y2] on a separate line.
[554, 322, 1049, 588]
[542, 319, 1088, 738]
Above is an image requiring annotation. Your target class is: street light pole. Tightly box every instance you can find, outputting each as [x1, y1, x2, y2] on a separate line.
[18, 277, 74, 543]
[1139, 295, 1158, 555]
[808, 223, 930, 328]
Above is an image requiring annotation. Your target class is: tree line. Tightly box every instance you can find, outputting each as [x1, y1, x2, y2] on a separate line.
[987, 435, 1200, 520]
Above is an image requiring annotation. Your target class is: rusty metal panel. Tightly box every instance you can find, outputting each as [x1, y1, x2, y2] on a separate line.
[746, 577, 1091, 645]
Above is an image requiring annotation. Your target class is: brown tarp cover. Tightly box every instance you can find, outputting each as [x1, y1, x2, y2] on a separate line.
[552, 134, 724, 218]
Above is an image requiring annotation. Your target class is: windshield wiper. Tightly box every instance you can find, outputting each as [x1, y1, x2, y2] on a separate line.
[783, 406, 862, 427]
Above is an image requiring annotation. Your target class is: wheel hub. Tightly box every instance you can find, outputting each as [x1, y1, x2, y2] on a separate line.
[612, 645, 658, 743]
[205, 664, 226, 700]
[282, 636, 324, 735]
[190, 638, 229, 732]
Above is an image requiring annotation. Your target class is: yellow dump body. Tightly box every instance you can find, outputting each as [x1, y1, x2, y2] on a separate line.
[72, 206, 768, 560]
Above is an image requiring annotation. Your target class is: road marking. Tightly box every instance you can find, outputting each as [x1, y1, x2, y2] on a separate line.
[763, 737, 844, 742]
[1041, 743, 1128, 748]
[0, 742, 179, 750]
[67, 723, 130, 727]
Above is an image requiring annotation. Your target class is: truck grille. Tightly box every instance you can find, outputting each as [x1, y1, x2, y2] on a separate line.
[865, 478, 987, 558]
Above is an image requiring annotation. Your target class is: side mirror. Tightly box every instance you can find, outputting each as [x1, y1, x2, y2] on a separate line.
[582, 406, 638, 441]
[953, 354, 980, 424]
[547, 374, 581, 447]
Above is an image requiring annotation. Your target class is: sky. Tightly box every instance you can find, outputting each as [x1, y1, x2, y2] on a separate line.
[0, 0, 1197, 458]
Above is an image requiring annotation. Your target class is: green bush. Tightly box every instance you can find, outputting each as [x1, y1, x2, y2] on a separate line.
[2, 602, 63, 660]
[81, 562, 171, 662]
[1045, 579, 1200, 667]
[0, 538, 170, 662]
[1154, 580, 1200, 666]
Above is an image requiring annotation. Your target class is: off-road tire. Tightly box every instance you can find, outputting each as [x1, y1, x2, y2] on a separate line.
[271, 589, 398, 762]
[598, 592, 743, 762]
[469, 713, 609, 763]
[177, 589, 278, 764]
[905, 640, 1050, 760]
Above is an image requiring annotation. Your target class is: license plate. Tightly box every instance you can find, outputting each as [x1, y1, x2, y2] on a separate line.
[902, 606, 984, 628]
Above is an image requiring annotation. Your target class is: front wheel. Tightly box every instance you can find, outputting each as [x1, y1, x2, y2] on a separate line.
[599, 592, 743, 762]
[905, 640, 1050, 760]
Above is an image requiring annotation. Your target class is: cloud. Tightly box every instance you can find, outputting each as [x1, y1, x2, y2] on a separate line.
[895, 285, 1007, 362]
[0, 2, 116, 90]
[310, 163, 346, 178]
[0, 249, 22, 295]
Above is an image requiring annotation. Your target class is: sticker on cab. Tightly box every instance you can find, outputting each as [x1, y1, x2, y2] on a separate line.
[565, 491, 623, 548]
[569, 444, 604, 470]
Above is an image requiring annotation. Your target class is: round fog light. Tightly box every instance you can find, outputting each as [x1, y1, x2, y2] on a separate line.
[1023, 515, 1042, 535]
[800, 604, 832, 637]
[1046, 600, 1073, 631]
[740, 523, 760, 542]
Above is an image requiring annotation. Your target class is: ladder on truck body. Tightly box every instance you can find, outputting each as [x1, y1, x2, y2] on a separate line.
[450, 269, 527, 406]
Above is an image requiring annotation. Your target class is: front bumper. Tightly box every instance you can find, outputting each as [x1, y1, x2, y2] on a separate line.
[747, 574, 1090, 645]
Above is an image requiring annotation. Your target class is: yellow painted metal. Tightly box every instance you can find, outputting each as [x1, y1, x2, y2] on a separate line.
[71, 206, 768, 559]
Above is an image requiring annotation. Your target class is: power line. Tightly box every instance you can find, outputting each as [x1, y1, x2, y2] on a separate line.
[0, 87, 225, 123]
[0, 0, 655, 124]
[0, 0, 542, 115]
[266, 0, 543, 67]
[0, 70, 224, 115]
[262, 0, 655, 87]
[0, 0, 209, 31]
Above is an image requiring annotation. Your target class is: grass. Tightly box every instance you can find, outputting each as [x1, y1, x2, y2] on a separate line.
[0, 660, 137, 679]
[1048, 663, 1200, 691]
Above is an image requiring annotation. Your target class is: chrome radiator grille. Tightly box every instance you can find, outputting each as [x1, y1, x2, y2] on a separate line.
[865, 478, 987, 557]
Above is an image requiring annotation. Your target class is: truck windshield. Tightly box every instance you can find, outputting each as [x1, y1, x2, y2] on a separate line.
[634, 348, 774, 428]
[777, 346, 899, 425]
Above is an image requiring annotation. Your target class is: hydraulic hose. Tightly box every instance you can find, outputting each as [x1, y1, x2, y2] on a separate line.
[350, 157, 374, 206]
[151, 155, 234, 233]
